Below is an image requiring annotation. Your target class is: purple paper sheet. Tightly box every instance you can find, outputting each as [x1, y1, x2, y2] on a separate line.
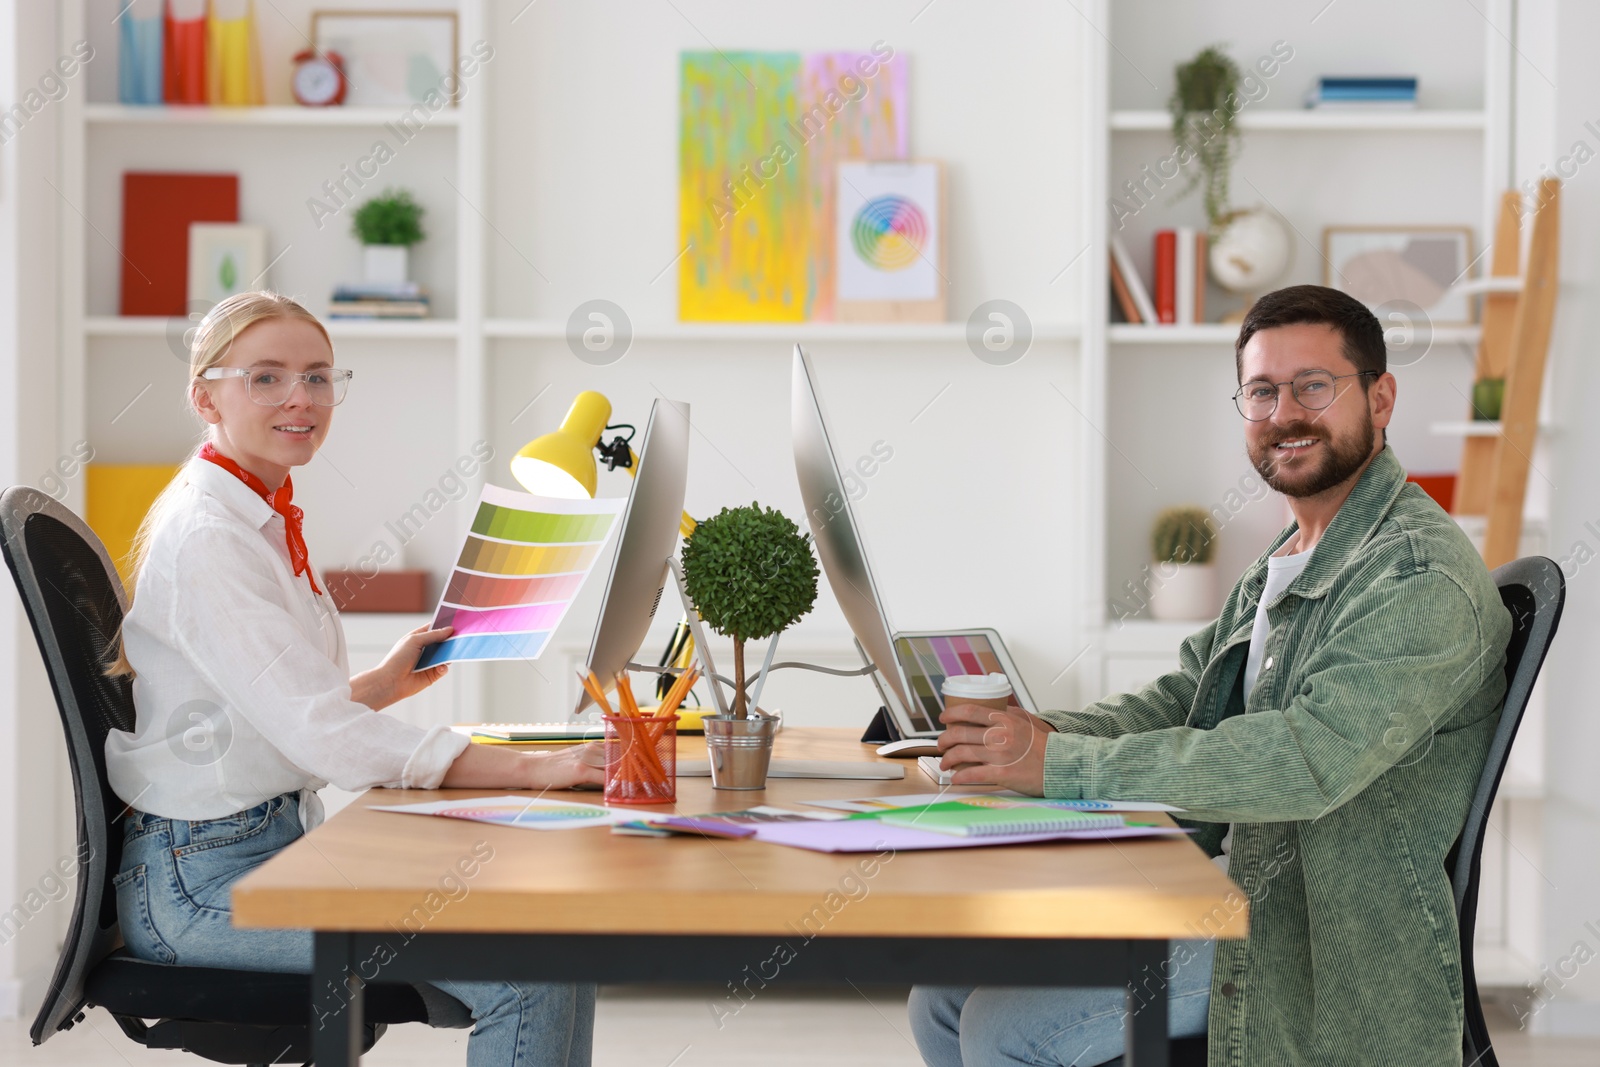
[748, 820, 1191, 853]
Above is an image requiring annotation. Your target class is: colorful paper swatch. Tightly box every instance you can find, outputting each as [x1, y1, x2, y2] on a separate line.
[678, 49, 908, 322]
[894, 633, 1008, 726]
[371, 796, 623, 831]
[416, 485, 624, 668]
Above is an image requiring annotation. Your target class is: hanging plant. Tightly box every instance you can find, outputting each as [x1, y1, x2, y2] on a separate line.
[1168, 46, 1244, 232]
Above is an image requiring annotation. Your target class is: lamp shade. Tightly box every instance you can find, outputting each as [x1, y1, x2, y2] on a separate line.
[511, 391, 611, 499]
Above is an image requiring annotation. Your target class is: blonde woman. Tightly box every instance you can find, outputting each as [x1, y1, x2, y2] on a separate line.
[104, 291, 602, 1067]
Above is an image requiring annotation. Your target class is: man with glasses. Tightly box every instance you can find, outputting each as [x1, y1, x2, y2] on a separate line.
[910, 285, 1514, 1067]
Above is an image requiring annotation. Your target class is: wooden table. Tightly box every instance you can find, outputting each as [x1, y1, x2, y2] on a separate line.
[234, 728, 1245, 1066]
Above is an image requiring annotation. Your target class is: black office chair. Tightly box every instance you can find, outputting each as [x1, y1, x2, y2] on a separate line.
[1, 486, 432, 1065]
[1168, 554, 1564, 1067]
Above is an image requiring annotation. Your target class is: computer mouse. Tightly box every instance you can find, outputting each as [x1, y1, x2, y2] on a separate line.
[875, 738, 942, 758]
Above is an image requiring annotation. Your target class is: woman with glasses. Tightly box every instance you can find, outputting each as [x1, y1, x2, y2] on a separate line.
[103, 291, 601, 1067]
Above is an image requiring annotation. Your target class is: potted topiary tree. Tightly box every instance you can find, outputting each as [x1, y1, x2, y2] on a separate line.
[352, 188, 425, 285]
[681, 502, 818, 789]
[1147, 506, 1218, 622]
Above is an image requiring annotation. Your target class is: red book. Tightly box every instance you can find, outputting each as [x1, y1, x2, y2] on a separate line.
[120, 173, 239, 316]
[163, 3, 207, 104]
[1153, 230, 1177, 325]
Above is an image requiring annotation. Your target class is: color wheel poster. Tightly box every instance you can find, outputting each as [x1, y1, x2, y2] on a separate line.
[415, 485, 625, 669]
[835, 160, 940, 301]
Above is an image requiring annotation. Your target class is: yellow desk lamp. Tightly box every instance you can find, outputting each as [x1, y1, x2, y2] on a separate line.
[512, 391, 699, 698]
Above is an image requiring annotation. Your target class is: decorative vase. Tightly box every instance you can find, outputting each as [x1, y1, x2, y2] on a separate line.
[363, 244, 408, 285]
[1148, 561, 1218, 622]
[1210, 206, 1292, 322]
[702, 714, 778, 790]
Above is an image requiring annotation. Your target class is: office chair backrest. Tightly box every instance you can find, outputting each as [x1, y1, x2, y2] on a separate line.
[1452, 554, 1564, 1067]
[0, 487, 137, 1044]
[1453, 556, 1563, 908]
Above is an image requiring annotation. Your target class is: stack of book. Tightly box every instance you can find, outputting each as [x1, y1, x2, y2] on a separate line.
[1305, 76, 1418, 109]
[1108, 230, 1206, 326]
[328, 282, 430, 319]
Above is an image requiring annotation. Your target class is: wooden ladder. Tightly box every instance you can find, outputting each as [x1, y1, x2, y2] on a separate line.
[1451, 178, 1560, 569]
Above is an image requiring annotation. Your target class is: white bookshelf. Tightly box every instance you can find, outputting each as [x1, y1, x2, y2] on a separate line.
[1088, 0, 1531, 982]
[1109, 108, 1487, 131]
[484, 320, 1081, 343]
[61, 0, 490, 720]
[84, 103, 461, 127]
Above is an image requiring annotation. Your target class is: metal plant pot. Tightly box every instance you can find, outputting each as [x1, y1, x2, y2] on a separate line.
[702, 714, 777, 790]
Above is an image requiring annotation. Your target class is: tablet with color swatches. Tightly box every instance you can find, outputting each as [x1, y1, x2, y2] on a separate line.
[415, 485, 625, 668]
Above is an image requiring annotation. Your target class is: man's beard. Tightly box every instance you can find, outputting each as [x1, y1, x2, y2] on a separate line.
[1249, 415, 1375, 498]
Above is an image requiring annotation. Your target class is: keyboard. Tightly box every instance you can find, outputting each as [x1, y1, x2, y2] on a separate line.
[918, 755, 955, 786]
[455, 722, 604, 742]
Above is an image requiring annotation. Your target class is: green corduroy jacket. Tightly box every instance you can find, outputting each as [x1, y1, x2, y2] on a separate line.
[1040, 445, 1512, 1067]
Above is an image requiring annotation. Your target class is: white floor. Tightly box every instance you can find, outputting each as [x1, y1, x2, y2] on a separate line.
[4, 985, 1598, 1066]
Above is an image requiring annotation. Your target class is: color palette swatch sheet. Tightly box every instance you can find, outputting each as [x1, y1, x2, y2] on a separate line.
[371, 796, 623, 831]
[895, 633, 1008, 725]
[416, 485, 625, 668]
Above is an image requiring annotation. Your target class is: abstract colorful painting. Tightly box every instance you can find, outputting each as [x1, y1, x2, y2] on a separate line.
[679, 48, 908, 322]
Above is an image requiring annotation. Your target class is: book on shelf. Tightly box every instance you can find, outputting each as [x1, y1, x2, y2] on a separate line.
[1153, 229, 1177, 325]
[328, 283, 431, 319]
[1175, 227, 1195, 326]
[1109, 250, 1141, 323]
[1306, 76, 1418, 109]
[1194, 230, 1207, 324]
[1109, 235, 1156, 324]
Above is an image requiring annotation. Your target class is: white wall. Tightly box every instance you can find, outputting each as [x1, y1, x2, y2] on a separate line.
[479, 2, 1090, 724]
[0, 0, 74, 1019]
[1523, 0, 1600, 1037]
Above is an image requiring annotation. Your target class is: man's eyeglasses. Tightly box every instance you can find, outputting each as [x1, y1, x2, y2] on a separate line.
[202, 366, 354, 407]
[1232, 370, 1378, 422]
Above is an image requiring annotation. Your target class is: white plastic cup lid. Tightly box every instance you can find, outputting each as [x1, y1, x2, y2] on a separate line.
[941, 672, 1013, 700]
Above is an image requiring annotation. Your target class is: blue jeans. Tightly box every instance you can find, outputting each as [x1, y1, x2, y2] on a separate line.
[114, 792, 594, 1067]
[908, 938, 1214, 1066]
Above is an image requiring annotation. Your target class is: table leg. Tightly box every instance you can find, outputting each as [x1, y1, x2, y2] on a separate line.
[1125, 940, 1170, 1067]
[311, 931, 364, 1067]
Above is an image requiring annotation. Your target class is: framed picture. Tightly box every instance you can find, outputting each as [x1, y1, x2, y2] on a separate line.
[1322, 225, 1475, 326]
[312, 10, 458, 108]
[834, 160, 946, 322]
[187, 223, 266, 307]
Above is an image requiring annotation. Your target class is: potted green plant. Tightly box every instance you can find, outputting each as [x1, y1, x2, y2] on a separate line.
[1148, 506, 1218, 622]
[352, 188, 425, 285]
[1169, 46, 1244, 233]
[681, 503, 818, 789]
[1170, 47, 1292, 318]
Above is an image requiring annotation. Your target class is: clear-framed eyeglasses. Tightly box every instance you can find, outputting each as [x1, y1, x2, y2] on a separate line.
[1232, 370, 1378, 422]
[202, 366, 354, 407]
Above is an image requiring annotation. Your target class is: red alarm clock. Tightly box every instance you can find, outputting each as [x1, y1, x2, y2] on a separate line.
[291, 49, 347, 107]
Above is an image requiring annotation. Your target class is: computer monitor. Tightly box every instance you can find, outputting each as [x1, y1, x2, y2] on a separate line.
[576, 397, 690, 712]
[790, 345, 916, 720]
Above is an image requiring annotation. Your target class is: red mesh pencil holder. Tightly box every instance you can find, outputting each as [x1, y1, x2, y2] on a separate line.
[602, 714, 678, 805]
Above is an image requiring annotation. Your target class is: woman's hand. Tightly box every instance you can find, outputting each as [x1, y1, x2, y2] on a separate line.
[937, 702, 1053, 794]
[351, 624, 453, 711]
[523, 743, 606, 791]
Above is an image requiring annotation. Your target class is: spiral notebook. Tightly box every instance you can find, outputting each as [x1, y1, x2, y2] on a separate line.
[878, 801, 1127, 838]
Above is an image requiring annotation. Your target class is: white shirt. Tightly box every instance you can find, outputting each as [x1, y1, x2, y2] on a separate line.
[1216, 542, 1314, 873]
[104, 457, 468, 828]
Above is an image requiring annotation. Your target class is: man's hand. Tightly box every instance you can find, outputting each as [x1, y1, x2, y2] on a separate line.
[937, 702, 1053, 794]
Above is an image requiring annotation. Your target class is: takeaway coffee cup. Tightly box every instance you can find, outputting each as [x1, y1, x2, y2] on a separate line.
[941, 672, 1013, 712]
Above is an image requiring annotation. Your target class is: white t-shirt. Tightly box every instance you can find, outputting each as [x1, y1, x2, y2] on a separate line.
[104, 457, 469, 828]
[1216, 542, 1314, 873]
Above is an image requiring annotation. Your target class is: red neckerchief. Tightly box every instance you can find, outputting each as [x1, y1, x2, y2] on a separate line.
[199, 442, 323, 595]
